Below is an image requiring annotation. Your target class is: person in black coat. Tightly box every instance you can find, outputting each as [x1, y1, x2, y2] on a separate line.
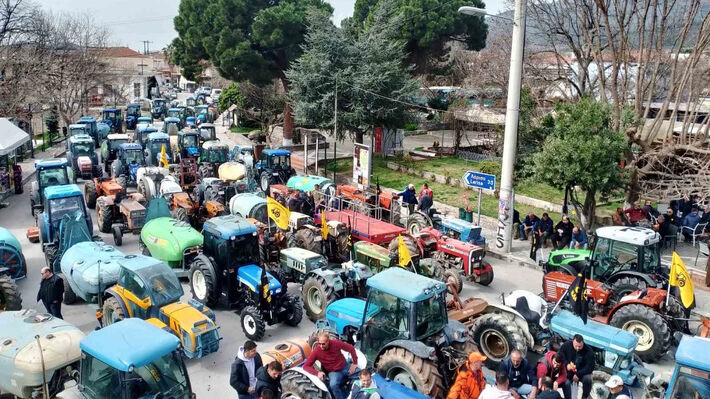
[230, 340, 263, 398]
[559, 335, 595, 399]
[37, 266, 64, 319]
[552, 215, 574, 250]
[536, 213, 554, 248]
[255, 361, 283, 398]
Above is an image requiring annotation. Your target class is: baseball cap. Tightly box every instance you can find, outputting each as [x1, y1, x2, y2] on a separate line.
[604, 375, 623, 389]
[468, 352, 487, 363]
[408, 184, 414, 189]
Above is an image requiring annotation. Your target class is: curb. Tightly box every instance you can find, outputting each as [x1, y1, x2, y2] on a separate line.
[486, 249, 542, 272]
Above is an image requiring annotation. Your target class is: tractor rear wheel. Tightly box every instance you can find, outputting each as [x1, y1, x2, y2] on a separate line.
[376, 347, 445, 398]
[291, 229, 322, 254]
[45, 245, 58, 270]
[97, 201, 112, 234]
[281, 370, 328, 399]
[112, 226, 123, 246]
[240, 305, 266, 341]
[281, 293, 303, 327]
[406, 212, 432, 235]
[62, 275, 78, 305]
[138, 240, 150, 256]
[172, 207, 189, 223]
[387, 234, 421, 260]
[471, 313, 528, 369]
[610, 304, 671, 362]
[260, 172, 271, 193]
[444, 269, 464, 294]
[590, 370, 612, 399]
[115, 175, 127, 189]
[188, 255, 219, 307]
[204, 186, 222, 204]
[102, 297, 125, 325]
[111, 160, 122, 179]
[302, 275, 338, 321]
[332, 233, 349, 262]
[84, 180, 98, 209]
[610, 276, 647, 301]
[0, 275, 22, 311]
[198, 164, 212, 179]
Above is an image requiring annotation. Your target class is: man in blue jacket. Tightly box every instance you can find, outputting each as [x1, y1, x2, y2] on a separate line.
[498, 349, 537, 399]
[536, 213, 554, 249]
[397, 184, 418, 215]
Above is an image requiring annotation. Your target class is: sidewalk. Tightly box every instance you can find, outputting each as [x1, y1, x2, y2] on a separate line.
[0, 141, 67, 203]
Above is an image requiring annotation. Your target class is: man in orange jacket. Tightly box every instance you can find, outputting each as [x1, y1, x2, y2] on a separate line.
[447, 352, 488, 399]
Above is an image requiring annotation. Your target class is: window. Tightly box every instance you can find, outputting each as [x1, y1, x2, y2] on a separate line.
[39, 168, 69, 187]
[362, 291, 411, 358]
[48, 196, 83, 221]
[670, 367, 710, 399]
[80, 354, 122, 399]
[72, 143, 94, 156]
[415, 293, 447, 340]
[128, 352, 190, 398]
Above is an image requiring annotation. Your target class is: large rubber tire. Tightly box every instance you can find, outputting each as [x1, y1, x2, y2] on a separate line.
[302, 275, 338, 321]
[45, 245, 58, 270]
[188, 255, 219, 307]
[590, 370, 612, 399]
[102, 297, 125, 325]
[332, 233, 349, 262]
[84, 180, 98, 209]
[240, 305, 266, 341]
[62, 275, 78, 305]
[172, 207, 189, 223]
[406, 212, 432, 235]
[0, 275, 22, 311]
[471, 313, 528, 369]
[199, 164, 212, 179]
[204, 186, 222, 205]
[478, 268, 494, 286]
[282, 293, 303, 327]
[281, 370, 328, 399]
[97, 200, 113, 234]
[115, 175, 127, 189]
[376, 347, 445, 398]
[112, 225, 123, 246]
[610, 276, 647, 301]
[387, 234, 421, 260]
[444, 269, 464, 294]
[138, 240, 150, 256]
[290, 229, 322, 255]
[138, 178, 151, 200]
[260, 172, 271, 193]
[610, 304, 671, 363]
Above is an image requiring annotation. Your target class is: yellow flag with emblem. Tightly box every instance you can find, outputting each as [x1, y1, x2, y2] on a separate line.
[321, 210, 329, 240]
[266, 196, 290, 230]
[670, 251, 695, 309]
[160, 144, 169, 168]
[398, 235, 412, 267]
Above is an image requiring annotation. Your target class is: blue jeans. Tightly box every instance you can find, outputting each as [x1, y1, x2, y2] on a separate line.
[328, 362, 359, 399]
[238, 394, 257, 399]
[513, 384, 533, 396]
[569, 239, 588, 249]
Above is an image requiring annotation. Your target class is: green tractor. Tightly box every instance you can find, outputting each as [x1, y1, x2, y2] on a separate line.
[99, 133, 129, 173]
[353, 240, 451, 285]
[198, 140, 229, 178]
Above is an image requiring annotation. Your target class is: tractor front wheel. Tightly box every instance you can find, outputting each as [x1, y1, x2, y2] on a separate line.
[260, 172, 271, 193]
[302, 275, 338, 321]
[102, 297, 125, 325]
[97, 201, 112, 234]
[188, 255, 219, 307]
[406, 212, 432, 235]
[112, 226, 123, 246]
[376, 347, 445, 398]
[590, 370, 612, 399]
[477, 267, 494, 286]
[0, 275, 22, 311]
[610, 304, 671, 362]
[240, 305, 266, 341]
[84, 180, 98, 209]
[62, 275, 78, 305]
[172, 207, 190, 223]
[281, 293, 303, 327]
[281, 370, 328, 399]
[471, 313, 528, 369]
[444, 269, 464, 294]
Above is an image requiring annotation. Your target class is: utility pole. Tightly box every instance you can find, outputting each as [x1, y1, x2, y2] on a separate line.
[141, 40, 152, 55]
[333, 79, 338, 182]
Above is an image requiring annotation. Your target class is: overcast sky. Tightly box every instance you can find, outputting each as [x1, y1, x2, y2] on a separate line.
[34, 0, 509, 52]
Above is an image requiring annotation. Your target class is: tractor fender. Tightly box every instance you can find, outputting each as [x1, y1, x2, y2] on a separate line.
[103, 288, 130, 317]
[482, 304, 535, 349]
[377, 340, 437, 362]
[607, 271, 660, 289]
[307, 268, 345, 291]
[282, 368, 329, 392]
[326, 220, 345, 237]
[99, 195, 115, 206]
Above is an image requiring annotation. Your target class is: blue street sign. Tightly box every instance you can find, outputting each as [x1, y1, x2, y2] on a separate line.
[462, 171, 496, 191]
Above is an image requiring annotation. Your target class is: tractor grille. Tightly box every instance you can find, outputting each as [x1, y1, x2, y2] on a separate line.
[131, 210, 146, 228]
[545, 279, 558, 300]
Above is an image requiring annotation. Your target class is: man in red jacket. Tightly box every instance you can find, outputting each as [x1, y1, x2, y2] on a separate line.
[304, 332, 360, 399]
[536, 351, 567, 392]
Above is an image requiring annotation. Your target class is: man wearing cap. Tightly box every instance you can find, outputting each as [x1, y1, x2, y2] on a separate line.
[447, 352, 487, 399]
[397, 184, 418, 216]
[605, 375, 632, 399]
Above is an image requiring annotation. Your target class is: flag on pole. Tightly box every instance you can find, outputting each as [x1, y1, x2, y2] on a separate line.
[347, 216, 354, 261]
[398, 235, 412, 267]
[266, 196, 290, 230]
[670, 251, 695, 309]
[567, 270, 589, 324]
[529, 233, 539, 260]
[160, 144, 169, 168]
[321, 210, 329, 240]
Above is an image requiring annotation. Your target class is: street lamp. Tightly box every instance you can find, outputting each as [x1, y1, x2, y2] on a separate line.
[459, 0, 526, 253]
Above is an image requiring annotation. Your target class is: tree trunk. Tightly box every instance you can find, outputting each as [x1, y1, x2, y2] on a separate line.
[280, 77, 293, 146]
[582, 188, 596, 230]
[355, 130, 364, 144]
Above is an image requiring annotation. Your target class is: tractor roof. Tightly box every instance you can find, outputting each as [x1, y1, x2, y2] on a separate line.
[119, 142, 143, 151]
[137, 116, 152, 121]
[80, 318, 179, 372]
[595, 226, 660, 246]
[168, 107, 182, 112]
[127, 102, 140, 107]
[196, 104, 208, 109]
[202, 140, 227, 150]
[263, 149, 290, 156]
[200, 123, 215, 128]
[164, 117, 180, 122]
[442, 218, 476, 232]
[68, 123, 88, 130]
[550, 310, 638, 355]
[107, 133, 130, 141]
[366, 268, 445, 302]
[103, 107, 119, 112]
[147, 132, 170, 141]
[179, 129, 200, 136]
[203, 214, 257, 240]
[281, 247, 324, 261]
[138, 126, 159, 133]
[675, 336, 710, 370]
[78, 116, 96, 122]
[69, 134, 93, 143]
[45, 184, 82, 200]
[35, 158, 68, 169]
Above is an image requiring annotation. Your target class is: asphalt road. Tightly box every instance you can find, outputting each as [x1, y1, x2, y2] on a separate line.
[0, 124, 682, 398]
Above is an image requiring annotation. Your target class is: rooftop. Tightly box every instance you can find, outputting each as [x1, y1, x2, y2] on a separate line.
[366, 268, 446, 302]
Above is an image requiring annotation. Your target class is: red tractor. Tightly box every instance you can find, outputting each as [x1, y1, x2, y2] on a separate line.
[543, 270, 689, 363]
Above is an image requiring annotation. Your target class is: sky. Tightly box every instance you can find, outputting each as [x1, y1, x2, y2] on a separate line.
[34, 0, 509, 52]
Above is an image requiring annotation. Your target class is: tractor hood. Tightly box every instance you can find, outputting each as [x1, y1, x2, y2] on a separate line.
[142, 217, 203, 262]
[550, 310, 638, 355]
[237, 265, 282, 295]
[60, 242, 125, 299]
[325, 298, 380, 336]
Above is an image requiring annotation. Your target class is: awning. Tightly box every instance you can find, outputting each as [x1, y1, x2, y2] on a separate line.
[0, 118, 30, 156]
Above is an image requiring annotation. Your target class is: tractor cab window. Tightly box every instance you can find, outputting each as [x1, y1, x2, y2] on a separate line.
[80, 353, 122, 398]
[200, 127, 216, 141]
[128, 351, 190, 398]
[640, 243, 661, 274]
[592, 238, 639, 278]
[168, 110, 181, 118]
[124, 150, 144, 164]
[165, 123, 179, 134]
[227, 235, 260, 268]
[119, 268, 149, 300]
[48, 195, 83, 220]
[69, 127, 88, 136]
[39, 168, 69, 187]
[362, 291, 411, 358]
[205, 148, 228, 163]
[181, 134, 198, 149]
[72, 143, 94, 156]
[109, 139, 128, 151]
[149, 141, 170, 157]
[415, 293, 447, 340]
[670, 366, 710, 399]
[270, 155, 290, 169]
[133, 264, 183, 307]
[127, 106, 140, 116]
[306, 256, 328, 271]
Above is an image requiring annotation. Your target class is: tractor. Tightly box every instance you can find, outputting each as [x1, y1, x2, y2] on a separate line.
[124, 102, 142, 130]
[60, 240, 126, 304]
[163, 115, 182, 134]
[175, 129, 201, 163]
[337, 183, 402, 225]
[231, 144, 255, 165]
[166, 108, 183, 125]
[101, 254, 221, 359]
[152, 98, 168, 120]
[176, 105, 193, 126]
[310, 267, 474, 398]
[101, 107, 123, 133]
[66, 134, 102, 181]
[30, 158, 73, 216]
[199, 122, 217, 141]
[110, 142, 145, 188]
[137, 116, 153, 126]
[286, 211, 350, 262]
[407, 210, 487, 246]
[0, 226, 27, 282]
[543, 270, 690, 362]
[195, 104, 215, 124]
[643, 335, 710, 399]
[75, 116, 105, 147]
[95, 186, 146, 246]
[186, 214, 303, 340]
[198, 140, 229, 178]
[256, 148, 296, 192]
[67, 123, 91, 142]
[144, 132, 173, 167]
[84, 176, 124, 209]
[135, 124, 159, 147]
[544, 226, 669, 298]
[99, 133, 129, 172]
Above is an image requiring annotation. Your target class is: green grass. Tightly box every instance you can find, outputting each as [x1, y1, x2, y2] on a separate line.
[229, 126, 258, 134]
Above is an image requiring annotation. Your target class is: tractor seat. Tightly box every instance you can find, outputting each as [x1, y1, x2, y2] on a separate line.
[47, 177, 59, 185]
[515, 296, 541, 325]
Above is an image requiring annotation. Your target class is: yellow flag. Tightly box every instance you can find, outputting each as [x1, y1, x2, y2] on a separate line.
[321, 210, 329, 240]
[398, 235, 412, 267]
[669, 252, 695, 308]
[160, 144, 169, 167]
[266, 196, 290, 230]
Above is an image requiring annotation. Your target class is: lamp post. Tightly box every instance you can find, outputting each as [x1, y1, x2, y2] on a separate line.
[459, 1, 526, 253]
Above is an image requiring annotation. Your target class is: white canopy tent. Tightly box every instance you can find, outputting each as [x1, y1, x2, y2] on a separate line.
[0, 118, 30, 156]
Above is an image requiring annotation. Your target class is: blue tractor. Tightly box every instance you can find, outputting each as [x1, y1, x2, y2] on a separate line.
[136, 125, 159, 147]
[162, 116, 182, 135]
[256, 148, 296, 192]
[152, 98, 168, 120]
[406, 211, 486, 247]
[645, 335, 710, 399]
[315, 267, 473, 398]
[75, 116, 105, 147]
[101, 107, 123, 133]
[144, 132, 173, 167]
[186, 214, 303, 340]
[110, 143, 145, 188]
[124, 102, 142, 130]
[30, 158, 73, 215]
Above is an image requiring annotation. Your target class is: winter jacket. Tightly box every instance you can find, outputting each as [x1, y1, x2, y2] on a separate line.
[558, 340, 595, 379]
[255, 366, 281, 398]
[624, 207, 648, 223]
[683, 211, 702, 229]
[230, 347, 263, 395]
[350, 379, 379, 399]
[536, 390, 562, 399]
[417, 195, 433, 212]
[478, 385, 513, 399]
[303, 339, 359, 375]
[554, 221, 574, 241]
[522, 215, 539, 229]
[398, 188, 418, 205]
[537, 217, 554, 235]
[570, 230, 588, 247]
[37, 273, 64, 305]
[446, 363, 486, 399]
[419, 187, 434, 201]
[536, 351, 567, 387]
[498, 357, 535, 389]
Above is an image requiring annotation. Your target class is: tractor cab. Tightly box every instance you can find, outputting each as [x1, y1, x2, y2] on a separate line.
[201, 141, 229, 164]
[256, 149, 296, 192]
[196, 105, 211, 123]
[440, 218, 486, 246]
[100, 133, 129, 171]
[75, 116, 101, 147]
[101, 108, 123, 133]
[167, 108, 182, 119]
[162, 116, 182, 135]
[137, 116, 153, 125]
[186, 97, 197, 107]
[176, 105, 192, 124]
[114, 143, 146, 185]
[230, 144, 254, 165]
[67, 124, 91, 146]
[145, 133, 172, 166]
[67, 135, 100, 180]
[177, 130, 201, 160]
[202, 215, 261, 274]
[136, 125, 159, 147]
[72, 318, 194, 399]
[199, 123, 217, 141]
[117, 258, 184, 311]
[152, 98, 167, 120]
[31, 159, 73, 214]
[660, 336, 710, 399]
[40, 184, 92, 246]
[124, 103, 141, 130]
